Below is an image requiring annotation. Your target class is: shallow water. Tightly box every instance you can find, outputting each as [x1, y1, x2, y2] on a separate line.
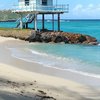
[1, 20, 100, 78]
[0, 20, 100, 41]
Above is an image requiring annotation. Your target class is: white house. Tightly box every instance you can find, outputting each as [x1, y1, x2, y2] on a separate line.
[13, 0, 68, 31]
[17, 0, 55, 12]
[19, 0, 53, 7]
[14, 0, 68, 12]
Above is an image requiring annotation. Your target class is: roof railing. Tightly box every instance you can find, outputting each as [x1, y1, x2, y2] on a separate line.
[12, 4, 69, 13]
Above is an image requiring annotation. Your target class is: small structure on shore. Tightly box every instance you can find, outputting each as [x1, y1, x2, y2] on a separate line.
[12, 0, 69, 31]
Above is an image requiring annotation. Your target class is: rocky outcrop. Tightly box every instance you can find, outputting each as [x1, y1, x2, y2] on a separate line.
[0, 29, 98, 45]
[27, 31, 98, 45]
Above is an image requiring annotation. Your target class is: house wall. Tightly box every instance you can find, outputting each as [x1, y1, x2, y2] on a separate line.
[36, 0, 41, 6]
[19, 0, 36, 7]
[47, 0, 53, 6]
[36, 0, 53, 6]
[19, 0, 53, 7]
[18, 0, 36, 10]
[18, 0, 53, 11]
[19, 0, 25, 7]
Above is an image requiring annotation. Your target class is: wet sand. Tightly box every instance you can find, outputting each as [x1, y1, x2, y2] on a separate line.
[0, 36, 100, 100]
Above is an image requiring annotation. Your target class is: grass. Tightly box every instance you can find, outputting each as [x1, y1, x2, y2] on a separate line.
[0, 28, 32, 40]
[0, 28, 30, 30]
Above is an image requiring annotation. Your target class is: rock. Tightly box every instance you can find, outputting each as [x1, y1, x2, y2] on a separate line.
[53, 35, 69, 43]
[63, 36, 69, 43]
[41, 33, 51, 43]
[35, 33, 41, 42]
[78, 35, 87, 43]
[85, 35, 97, 43]
[28, 32, 36, 42]
[88, 42, 99, 45]
[28, 31, 98, 45]
[54, 36, 63, 43]
[51, 35, 56, 42]
[28, 32, 41, 42]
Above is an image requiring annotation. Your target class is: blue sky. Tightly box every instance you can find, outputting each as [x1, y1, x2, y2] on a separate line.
[0, 0, 100, 19]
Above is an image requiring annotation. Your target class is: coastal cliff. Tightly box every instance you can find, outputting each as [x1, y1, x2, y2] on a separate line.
[0, 29, 98, 45]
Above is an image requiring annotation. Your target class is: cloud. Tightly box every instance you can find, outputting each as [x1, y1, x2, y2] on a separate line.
[72, 4, 100, 18]
[73, 4, 83, 12]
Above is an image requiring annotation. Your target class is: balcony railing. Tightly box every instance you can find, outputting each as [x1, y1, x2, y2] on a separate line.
[12, 4, 69, 13]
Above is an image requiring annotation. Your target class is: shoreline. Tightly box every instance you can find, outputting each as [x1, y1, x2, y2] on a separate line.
[11, 45, 100, 80]
[1, 36, 100, 86]
[10, 50, 100, 87]
[10, 47, 100, 85]
[2, 37, 100, 87]
[0, 36, 100, 100]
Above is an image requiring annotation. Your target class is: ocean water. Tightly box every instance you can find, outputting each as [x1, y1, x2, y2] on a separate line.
[1, 20, 100, 78]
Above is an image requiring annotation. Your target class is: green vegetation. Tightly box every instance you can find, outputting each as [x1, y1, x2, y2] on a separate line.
[0, 28, 30, 30]
[0, 28, 32, 40]
[0, 10, 20, 21]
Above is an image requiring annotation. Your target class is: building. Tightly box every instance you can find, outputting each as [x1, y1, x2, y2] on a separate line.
[13, 0, 69, 31]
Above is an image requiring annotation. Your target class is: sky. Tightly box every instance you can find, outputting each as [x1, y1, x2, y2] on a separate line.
[0, 0, 100, 19]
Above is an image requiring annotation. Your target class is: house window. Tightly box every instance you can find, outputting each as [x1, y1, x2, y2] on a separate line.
[25, 0, 29, 6]
[42, 0, 47, 5]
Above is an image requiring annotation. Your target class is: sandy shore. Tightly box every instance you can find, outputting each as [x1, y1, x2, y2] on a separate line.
[0, 36, 100, 100]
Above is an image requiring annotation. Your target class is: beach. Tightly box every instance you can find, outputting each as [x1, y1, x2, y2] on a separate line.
[0, 36, 100, 100]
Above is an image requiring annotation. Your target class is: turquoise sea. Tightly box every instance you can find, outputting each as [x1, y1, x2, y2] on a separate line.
[1, 20, 100, 78]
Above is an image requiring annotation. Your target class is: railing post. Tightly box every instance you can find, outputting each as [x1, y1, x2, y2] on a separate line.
[42, 14, 45, 30]
[34, 13, 37, 31]
[52, 14, 54, 31]
[58, 13, 60, 32]
[20, 14, 23, 29]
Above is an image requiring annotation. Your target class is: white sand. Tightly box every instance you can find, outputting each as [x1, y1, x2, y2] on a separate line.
[0, 36, 100, 100]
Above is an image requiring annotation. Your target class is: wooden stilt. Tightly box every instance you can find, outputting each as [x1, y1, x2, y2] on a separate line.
[20, 14, 23, 29]
[58, 13, 60, 32]
[42, 14, 45, 30]
[52, 14, 54, 31]
[26, 23, 28, 29]
[34, 14, 37, 31]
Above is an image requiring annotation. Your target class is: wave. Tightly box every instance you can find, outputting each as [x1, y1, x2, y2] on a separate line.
[8, 47, 100, 79]
[30, 49, 48, 56]
[11, 52, 100, 79]
[30, 49, 84, 67]
[98, 43, 100, 46]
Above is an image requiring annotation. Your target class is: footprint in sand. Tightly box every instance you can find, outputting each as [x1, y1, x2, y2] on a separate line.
[35, 95, 56, 100]
[32, 88, 35, 91]
[38, 90, 47, 95]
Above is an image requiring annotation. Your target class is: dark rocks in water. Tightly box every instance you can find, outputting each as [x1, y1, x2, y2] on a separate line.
[54, 36, 63, 43]
[54, 35, 69, 43]
[35, 33, 42, 42]
[78, 35, 87, 43]
[41, 33, 52, 43]
[85, 35, 97, 43]
[28, 32, 41, 42]
[27, 31, 98, 45]
[88, 42, 98, 45]
[28, 33, 36, 42]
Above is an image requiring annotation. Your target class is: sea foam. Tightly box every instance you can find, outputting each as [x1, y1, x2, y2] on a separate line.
[98, 43, 100, 46]
[8, 47, 100, 79]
